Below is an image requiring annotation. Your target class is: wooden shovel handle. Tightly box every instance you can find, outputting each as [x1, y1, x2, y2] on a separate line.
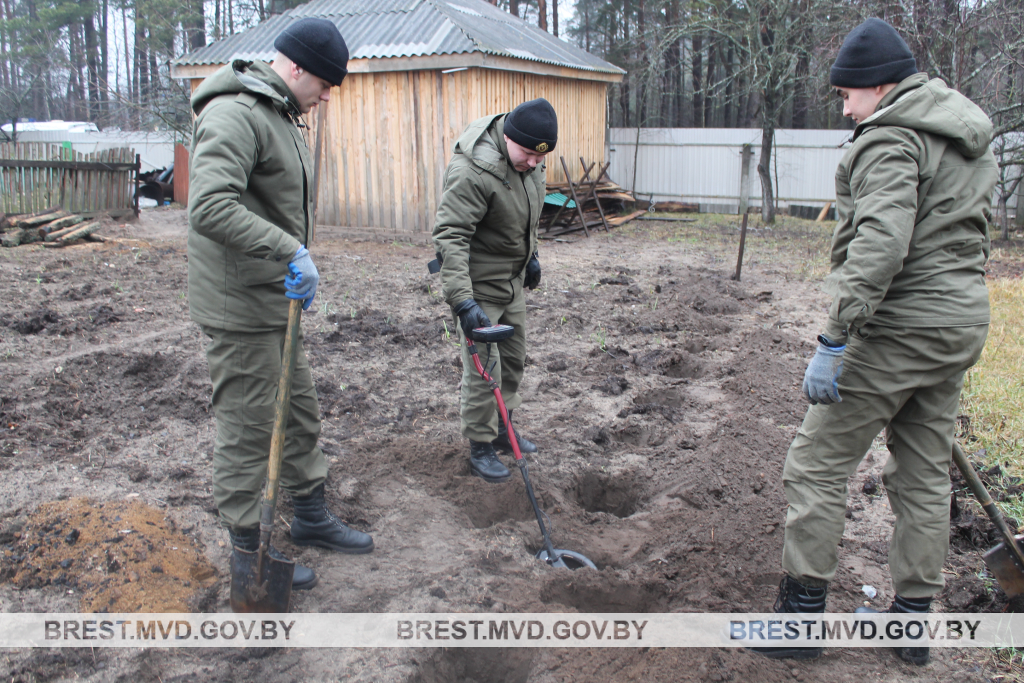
[259, 298, 303, 544]
[951, 440, 1024, 568]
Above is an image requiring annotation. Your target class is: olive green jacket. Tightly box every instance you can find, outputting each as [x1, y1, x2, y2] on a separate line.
[432, 114, 544, 307]
[823, 74, 997, 341]
[187, 60, 312, 332]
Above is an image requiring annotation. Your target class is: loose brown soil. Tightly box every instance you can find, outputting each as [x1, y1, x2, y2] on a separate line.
[0, 208, 1015, 681]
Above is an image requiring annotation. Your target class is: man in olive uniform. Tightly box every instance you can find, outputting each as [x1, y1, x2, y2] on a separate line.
[432, 99, 556, 482]
[188, 18, 373, 596]
[753, 18, 996, 664]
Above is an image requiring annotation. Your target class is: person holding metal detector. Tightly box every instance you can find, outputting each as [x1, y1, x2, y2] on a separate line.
[188, 18, 372, 607]
[751, 17, 996, 663]
[431, 99, 555, 483]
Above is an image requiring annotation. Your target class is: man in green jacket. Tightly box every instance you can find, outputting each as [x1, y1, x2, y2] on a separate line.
[432, 99, 556, 483]
[753, 18, 996, 664]
[188, 18, 373, 596]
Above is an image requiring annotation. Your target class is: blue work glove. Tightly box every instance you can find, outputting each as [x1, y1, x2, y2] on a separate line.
[452, 299, 492, 338]
[802, 335, 846, 405]
[285, 246, 319, 310]
[524, 254, 541, 289]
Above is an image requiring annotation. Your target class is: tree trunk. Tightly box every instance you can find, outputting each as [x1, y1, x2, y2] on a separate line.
[703, 37, 716, 127]
[999, 195, 1009, 240]
[552, 0, 558, 37]
[723, 44, 734, 127]
[84, 14, 101, 122]
[509, 0, 519, 18]
[758, 120, 776, 224]
[187, 0, 207, 50]
[692, 33, 703, 127]
[537, 0, 547, 31]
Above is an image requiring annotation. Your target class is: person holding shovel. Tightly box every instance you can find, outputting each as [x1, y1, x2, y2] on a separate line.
[757, 18, 995, 663]
[188, 18, 373, 597]
[432, 99, 556, 483]
[753, 17, 997, 664]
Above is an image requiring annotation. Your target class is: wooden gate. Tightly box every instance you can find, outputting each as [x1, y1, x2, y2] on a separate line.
[0, 143, 141, 217]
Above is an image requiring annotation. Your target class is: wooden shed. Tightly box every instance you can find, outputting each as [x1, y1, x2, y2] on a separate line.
[171, 0, 623, 238]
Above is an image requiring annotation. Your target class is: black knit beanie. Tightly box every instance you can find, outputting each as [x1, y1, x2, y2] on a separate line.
[830, 18, 917, 88]
[504, 98, 558, 154]
[274, 18, 349, 86]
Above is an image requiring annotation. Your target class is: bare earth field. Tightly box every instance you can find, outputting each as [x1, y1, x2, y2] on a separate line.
[0, 208, 1012, 682]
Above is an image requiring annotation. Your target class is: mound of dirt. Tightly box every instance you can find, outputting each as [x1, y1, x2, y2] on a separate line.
[0, 498, 217, 612]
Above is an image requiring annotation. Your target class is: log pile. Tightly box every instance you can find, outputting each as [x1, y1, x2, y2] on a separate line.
[540, 173, 643, 237]
[0, 207, 106, 248]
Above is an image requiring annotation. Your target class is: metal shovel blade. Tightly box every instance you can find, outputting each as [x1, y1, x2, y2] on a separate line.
[229, 546, 295, 613]
[983, 535, 1024, 598]
[536, 548, 598, 570]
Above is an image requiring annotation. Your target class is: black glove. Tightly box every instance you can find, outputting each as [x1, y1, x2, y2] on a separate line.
[524, 254, 541, 290]
[453, 299, 492, 338]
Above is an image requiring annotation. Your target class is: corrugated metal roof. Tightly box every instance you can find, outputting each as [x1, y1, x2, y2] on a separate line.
[172, 0, 623, 75]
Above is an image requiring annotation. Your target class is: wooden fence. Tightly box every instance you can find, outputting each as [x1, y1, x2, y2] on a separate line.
[0, 143, 141, 217]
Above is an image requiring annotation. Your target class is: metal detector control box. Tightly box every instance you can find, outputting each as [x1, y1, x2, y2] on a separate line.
[469, 325, 514, 343]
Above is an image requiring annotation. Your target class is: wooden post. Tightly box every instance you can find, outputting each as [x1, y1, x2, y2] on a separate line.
[310, 99, 328, 247]
[732, 144, 754, 281]
[559, 156, 591, 238]
[733, 213, 749, 281]
[133, 153, 141, 217]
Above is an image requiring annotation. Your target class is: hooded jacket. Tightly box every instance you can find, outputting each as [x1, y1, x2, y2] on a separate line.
[187, 59, 312, 332]
[823, 73, 997, 340]
[432, 114, 544, 307]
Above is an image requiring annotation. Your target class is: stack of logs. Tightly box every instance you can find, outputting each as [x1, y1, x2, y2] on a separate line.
[540, 179, 642, 235]
[0, 206, 106, 248]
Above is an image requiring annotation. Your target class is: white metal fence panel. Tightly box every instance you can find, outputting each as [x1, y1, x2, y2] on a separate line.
[607, 128, 851, 212]
[607, 127, 1021, 216]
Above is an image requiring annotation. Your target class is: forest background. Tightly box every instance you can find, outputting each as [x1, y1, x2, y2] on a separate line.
[0, 0, 1022, 224]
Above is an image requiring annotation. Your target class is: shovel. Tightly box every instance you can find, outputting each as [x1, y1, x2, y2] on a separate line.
[465, 325, 597, 570]
[230, 298, 303, 613]
[951, 440, 1024, 597]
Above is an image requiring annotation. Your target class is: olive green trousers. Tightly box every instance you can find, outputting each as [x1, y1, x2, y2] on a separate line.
[201, 325, 327, 530]
[782, 324, 988, 598]
[457, 285, 527, 442]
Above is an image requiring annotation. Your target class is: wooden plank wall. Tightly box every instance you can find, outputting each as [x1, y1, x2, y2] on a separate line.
[313, 68, 609, 233]
[0, 143, 137, 215]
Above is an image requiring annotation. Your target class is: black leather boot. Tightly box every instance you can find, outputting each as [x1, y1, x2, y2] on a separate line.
[856, 594, 931, 665]
[469, 439, 512, 483]
[492, 410, 538, 454]
[290, 484, 374, 554]
[229, 527, 318, 590]
[748, 576, 827, 660]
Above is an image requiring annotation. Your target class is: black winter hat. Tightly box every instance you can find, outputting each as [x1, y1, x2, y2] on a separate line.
[504, 98, 558, 154]
[830, 18, 918, 88]
[274, 18, 349, 86]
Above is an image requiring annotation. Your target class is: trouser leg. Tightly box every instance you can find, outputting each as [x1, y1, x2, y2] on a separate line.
[782, 324, 987, 591]
[458, 285, 527, 441]
[203, 326, 327, 530]
[883, 326, 988, 598]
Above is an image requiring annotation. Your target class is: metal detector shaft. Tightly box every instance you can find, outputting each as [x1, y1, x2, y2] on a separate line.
[467, 340, 560, 562]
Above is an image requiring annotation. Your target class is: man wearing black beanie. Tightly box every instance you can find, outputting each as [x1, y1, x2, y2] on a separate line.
[752, 17, 997, 665]
[188, 17, 373, 606]
[432, 99, 557, 483]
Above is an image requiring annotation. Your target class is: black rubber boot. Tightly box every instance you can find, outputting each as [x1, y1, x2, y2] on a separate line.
[290, 484, 374, 554]
[229, 527, 318, 590]
[493, 410, 538, 454]
[469, 439, 512, 483]
[748, 576, 827, 660]
[856, 594, 931, 665]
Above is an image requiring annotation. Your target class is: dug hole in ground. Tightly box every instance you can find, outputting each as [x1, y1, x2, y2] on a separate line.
[0, 209, 1013, 682]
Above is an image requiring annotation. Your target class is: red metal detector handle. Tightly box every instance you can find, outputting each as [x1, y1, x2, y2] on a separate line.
[466, 339, 524, 462]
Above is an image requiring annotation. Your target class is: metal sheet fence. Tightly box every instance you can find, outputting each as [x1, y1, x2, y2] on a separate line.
[0, 143, 140, 216]
[607, 128, 1022, 215]
[607, 128, 851, 212]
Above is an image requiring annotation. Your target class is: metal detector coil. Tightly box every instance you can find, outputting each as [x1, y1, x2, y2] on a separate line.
[469, 324, 515, 343]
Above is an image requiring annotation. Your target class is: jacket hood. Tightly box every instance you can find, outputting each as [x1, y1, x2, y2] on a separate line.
[453, 114, 511, 180]
[191, 60, 300, 118]
[855, 73, 994, 158]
